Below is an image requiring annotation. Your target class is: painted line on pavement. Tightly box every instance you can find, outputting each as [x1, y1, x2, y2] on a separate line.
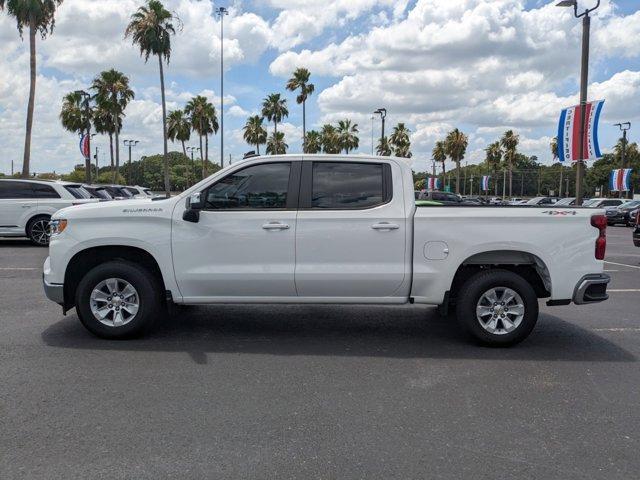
[593, 328, 640, 332]
[604, 261, 640, 270]
[607, 289, 640, 292]
[0, 267, 38, 271]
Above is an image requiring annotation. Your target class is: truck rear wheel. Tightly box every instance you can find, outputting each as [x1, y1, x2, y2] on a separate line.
[455, 269, 538, 347]
[75, 261, 163, 339]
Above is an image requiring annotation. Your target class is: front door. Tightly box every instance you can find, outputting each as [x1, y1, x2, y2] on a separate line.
[294, 160, 408, 299]
[172, 161, 300, 301]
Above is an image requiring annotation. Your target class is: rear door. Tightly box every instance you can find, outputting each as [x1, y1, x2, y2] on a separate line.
[294, 159, 408, 299]
[0, 181, 38, 231]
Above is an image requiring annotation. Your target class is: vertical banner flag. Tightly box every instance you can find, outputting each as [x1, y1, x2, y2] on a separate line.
[427, 177, 440, 190]
[79, 134, 90, 159]
[610, 168, 633, 192]
[557, 100, 604, 162]
[481, 175, 490, 191]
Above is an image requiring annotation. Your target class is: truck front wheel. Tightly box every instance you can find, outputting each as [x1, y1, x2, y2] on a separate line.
[455, 269, 539, 347]
[75, 261, 163, 339]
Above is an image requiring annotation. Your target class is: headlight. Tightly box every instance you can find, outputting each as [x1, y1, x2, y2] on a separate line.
[49, 219, 68, 236]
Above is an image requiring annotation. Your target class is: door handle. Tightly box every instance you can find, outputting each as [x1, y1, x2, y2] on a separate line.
[371, 222, 399, 230]
[21, 205, 32, 208]
[262, 222, 290, 230]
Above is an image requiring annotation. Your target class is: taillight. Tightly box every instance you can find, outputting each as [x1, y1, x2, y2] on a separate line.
[591, 215, 607, 260]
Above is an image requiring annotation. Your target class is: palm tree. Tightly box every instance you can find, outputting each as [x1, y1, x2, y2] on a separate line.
[185, 95, 217, 178]
[1, 0, 64, 178]
[337, 120, 359, 154]
[305, 130, 322, 154]
[91, 69, 134, 183]
[167, 110, 191, 158]
[125, 0, 177, 196]
[321, 124, 340, 154]
[432, 141, 447, 185]
[389, 123, 412, 158]
[485, 141, 502, 196]
[243, 115, 267, 155]
[376, 137, 392, 156]
[93, 103, 121, 175]
[266, 131, 287, 155]
[261, 93, 288, 136]
[285, 67, 314, 152]
[550, 136, 558, 161]
[60, 91, 93, 180]
[500, 130, 519, 198]
[445, 128, 468, 194]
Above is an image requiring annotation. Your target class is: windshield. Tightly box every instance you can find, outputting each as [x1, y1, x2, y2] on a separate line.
[582, 199, 599, 207]
[620, 200, 640, 209]
[92, 188, 113, 200]
[554, 198, 575, 206]
[64, 185, 91, 199]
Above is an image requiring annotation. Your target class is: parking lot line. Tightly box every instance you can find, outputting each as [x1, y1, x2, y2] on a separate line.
[604, 261, 640, 270]
[608, 289, 640, 292]
[0, 267, 38, 271]
[593, 328, 640, 332]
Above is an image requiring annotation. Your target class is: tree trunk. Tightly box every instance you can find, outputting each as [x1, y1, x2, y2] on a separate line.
[181, 140, 188, 185]
[199, 133, 204, 179]
[159, 56, 170, 196]
[302, 100, 306, 153]
[256, 143, 260, 155]
[508, 160, 513, 198]
[21, 18, 37, 179]
[114, 119, 120, 183]
[109, 133, 114, 173]
[205, 133, 209, 170]
[455, 160, 461, 194]
[441, 162, 446, 191]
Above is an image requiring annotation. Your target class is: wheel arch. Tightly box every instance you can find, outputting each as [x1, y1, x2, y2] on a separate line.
[449, 250, 551, 302]
[63, 245, 167, 311]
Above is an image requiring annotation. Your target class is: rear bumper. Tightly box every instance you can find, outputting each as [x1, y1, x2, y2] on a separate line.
[43, 276, 64, 305]
[572, 274, 610, 305]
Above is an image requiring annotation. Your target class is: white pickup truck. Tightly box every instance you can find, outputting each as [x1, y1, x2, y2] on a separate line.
[43, 155, 610, 346]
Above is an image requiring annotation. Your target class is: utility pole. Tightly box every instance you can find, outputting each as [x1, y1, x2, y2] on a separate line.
[614, 122, 631, 198]
[74, 90, 92, 183]
[94, 146, 100, 178]
[502, 169, 507, 200]
[216, 6, 229, 168]
[559, 165, 563, 197]
[370, 116, 375, 155]
[123, 140, 139, 185]
[463, 165, 467, 195]
[373, 108, 387, 146]
[470, 174, 474, 196]
[431, 158, 436, 178]
[556, 0, 600, 205]
[187, 146, 198, 187]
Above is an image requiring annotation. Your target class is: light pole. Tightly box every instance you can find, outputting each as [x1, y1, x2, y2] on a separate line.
[614, 122, 631, 198]
[94, 146, 99, 178]
[556, 0, 600, 205]
[216, 6, 229, 168]
[373, 108, 387, 149]
[123, 140, 139, 185]
[74, 90, 92, 184]
[370, 116, 375, 155]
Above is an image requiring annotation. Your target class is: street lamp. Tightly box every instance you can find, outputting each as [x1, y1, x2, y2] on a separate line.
[556, 0, 600, 206]
[123, 140, 139, 185]
[373, 108, 387, 149]
[614, 122, 631, 198]
[186, 146, 201, 186]
[74, 89, 92, 184]
[216, 6, 229, 168]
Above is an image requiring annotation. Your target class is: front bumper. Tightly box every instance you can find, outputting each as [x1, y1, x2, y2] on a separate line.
[572, 274, 610, 305]
[43, 276, 64, 305]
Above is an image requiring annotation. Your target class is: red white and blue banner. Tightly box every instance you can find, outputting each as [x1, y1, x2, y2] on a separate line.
[557, 99, 604, 162]
[481, 175, 490, 191]
[79, 134, 90, 159]
[610, 168, 633, 192]
[427, 177, 441, 190]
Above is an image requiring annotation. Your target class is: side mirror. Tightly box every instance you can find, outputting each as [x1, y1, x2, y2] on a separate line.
[183, 192, 204, 223]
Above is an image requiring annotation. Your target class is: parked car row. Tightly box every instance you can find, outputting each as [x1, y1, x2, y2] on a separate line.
[0, 179, 155, 245]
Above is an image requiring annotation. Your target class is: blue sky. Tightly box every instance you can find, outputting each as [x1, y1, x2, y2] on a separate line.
[1, 0, 639, 175]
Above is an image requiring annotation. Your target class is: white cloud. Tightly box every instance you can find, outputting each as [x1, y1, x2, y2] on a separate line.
[227, 105, 250, 117]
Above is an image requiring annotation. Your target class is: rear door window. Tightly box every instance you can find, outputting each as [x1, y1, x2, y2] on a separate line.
[310, 162, 386, 209]
[0, 181, 36, 199]
[32, 183, 60, 199]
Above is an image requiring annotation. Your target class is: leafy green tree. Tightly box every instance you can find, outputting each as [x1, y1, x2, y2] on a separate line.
[484, 141, 502, 196]
[389, 123, 411, 158]
[167, 109, 191, 158]
[185, 95, 217, 177]
[243, 115, 267, 155]
[500, 129, 519, 198]
[91, 69, 134, 183]
[445, 128, 469, 194]
[286, 67, 314, 152]
[1, 0, 64, 178]
[60, 91, 93, 180]
[305, 130, 322, 154]
[125, 0, 177, 196]
[321, 124, 340, 154]
[261, 93, 288, 136]
[337, 119, 359, 154]
[376, 136, 392, 156]
[266, 131, 287, 155]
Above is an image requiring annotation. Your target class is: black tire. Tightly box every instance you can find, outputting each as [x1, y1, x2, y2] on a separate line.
[26, 215, 51, 246]
[455, 269, 539, 347]
[75, 261, 164, 339]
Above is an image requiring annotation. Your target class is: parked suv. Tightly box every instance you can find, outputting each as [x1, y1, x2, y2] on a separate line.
[0, 179, 97, 245]
[418, 190, 463, 204]
[606, 200, 640, 226]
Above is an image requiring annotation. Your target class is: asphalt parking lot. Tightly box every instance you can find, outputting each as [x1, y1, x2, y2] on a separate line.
[1, 228, 639, 480]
